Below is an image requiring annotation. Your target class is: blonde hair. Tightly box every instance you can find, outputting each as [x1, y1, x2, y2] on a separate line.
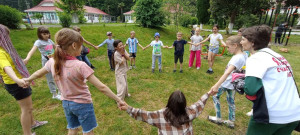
[195, 27, 200, 31]
[130, 31, 135, 34]
[226, 35, 242, 49]
[54, 28, 83, 77]
[177, 32, 183, 35]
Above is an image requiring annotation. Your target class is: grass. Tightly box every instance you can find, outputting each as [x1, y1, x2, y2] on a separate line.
[0, 25, 300, 135]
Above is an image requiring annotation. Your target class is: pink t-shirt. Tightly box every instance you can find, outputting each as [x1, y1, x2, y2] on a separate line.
[44, 58, 94, 103]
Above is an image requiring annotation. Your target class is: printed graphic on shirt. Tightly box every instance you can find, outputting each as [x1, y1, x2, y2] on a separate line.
[271, 56, 292, 77]
[154, 44, 161, 54]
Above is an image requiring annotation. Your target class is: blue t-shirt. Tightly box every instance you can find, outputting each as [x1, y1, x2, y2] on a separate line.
[173, 40, 187, 55]
[98, 39, 115, 51]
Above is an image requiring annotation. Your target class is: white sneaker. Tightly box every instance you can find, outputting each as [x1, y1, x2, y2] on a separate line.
[133, 65, 136, 69]
[223, 120, 235, 129]
[197, 67, 200, 70]
[246, 109, 253, 116]
[52, 94, 61, 100]
[129, 66, 132, 70]
[208, 116, 222, 124]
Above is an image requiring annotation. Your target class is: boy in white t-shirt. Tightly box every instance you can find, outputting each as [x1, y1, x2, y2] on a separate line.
[208, 35, 247, 129]
[143, 32, 168, 73]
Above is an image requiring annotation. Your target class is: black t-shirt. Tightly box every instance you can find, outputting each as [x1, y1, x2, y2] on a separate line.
[173, 40, 187, 55]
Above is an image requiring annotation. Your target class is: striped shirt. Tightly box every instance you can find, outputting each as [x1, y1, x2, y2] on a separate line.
[126, 38, 139, 53]
[126, 93, 209, 135]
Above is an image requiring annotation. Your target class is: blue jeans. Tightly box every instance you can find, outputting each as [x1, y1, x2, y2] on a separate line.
[108, 50, 114, 69]
[62, 100, 98, 133]
[212, 87, 236, 121]
[152, 54, 162, 69]
[76, 54, 92, 67]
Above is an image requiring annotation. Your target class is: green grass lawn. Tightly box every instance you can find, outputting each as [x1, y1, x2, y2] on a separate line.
[1, 25, 300, 135]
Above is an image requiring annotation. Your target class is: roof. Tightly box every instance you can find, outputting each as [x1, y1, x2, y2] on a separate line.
[25, 0, 109, 15]
[84, 6, 108, 15]
[123, 10, 134, 15]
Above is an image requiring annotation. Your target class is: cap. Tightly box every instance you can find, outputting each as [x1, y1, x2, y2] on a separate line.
[107, 31, 112, 36]
[154, 32, 160, 38]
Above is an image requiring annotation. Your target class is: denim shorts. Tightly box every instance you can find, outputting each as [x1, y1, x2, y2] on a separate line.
[209, 46, 219, 54]
[62, 100, 98, 133]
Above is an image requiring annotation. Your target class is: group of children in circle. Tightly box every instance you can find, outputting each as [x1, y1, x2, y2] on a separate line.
[0, 23, 250, 134]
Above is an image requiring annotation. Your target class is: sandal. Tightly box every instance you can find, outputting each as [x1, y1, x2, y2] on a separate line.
[31, 120, 48, 129]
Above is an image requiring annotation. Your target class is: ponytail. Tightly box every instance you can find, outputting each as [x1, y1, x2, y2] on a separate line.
[53, 28, 83, 78]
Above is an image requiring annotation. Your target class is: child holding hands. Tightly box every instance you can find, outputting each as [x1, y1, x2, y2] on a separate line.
[24, 28, 125, 135]
[207, 35, 247, 128]
[143, 32, 168, 73]
[189, 27, 203, 69]
[125, 31, 144, 69]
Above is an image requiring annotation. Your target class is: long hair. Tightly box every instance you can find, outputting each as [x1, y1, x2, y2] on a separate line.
[111, 39, 122, 69]
[54, 28, 83, 77]
[0, 24, 30, 81]
[164, 90, 190, 127]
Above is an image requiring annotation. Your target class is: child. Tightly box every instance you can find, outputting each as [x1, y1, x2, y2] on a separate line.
[113, 40, 131, 100]
[125, 31, 144, 69]
[143, 32, 168, 73]
[97, 31, 115, 71]
[72, 26, 97, 69]
[167, 32, 188, 73]
[23, 26, 60, 100]
[0, 24, 47, 135]
[207, 35, 247, 128]
[23, 28, 125, 135]
[200, 24, 226, 74]
[189, 27, 203, 70]
[120, 90, 215, 134]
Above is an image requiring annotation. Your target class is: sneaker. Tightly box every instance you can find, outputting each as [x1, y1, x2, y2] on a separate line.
[31, 120, 48, 129]
[152, 69, 155, 73]
[210, 70, 214, 74]
[173, 70, 177, 73]
[52, 94, 61, 100]
[197, 67, 200, 70]
[223, 120, 235, 129]
[206, 70, 211, 74]
[246, 109, 253, 116]
[127, 93, 131, 97]
[110, 68, 115, 71]
[129, 66, 132, 70]
[133, 65, 136, 69]
[159, 69, 162, 73]
[180, 70, 183, 73]
[208, 116, 222, 125]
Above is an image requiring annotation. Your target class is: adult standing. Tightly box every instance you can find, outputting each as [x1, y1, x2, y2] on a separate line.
[275, 22, 288, 45]
[241, 25, 300, 135]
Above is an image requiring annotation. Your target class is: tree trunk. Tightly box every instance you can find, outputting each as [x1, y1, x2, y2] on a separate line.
[200, 23, 203, 29]
[228, 12, 237, 34]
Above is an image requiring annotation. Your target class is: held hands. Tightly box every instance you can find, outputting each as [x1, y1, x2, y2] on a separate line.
[117, 100, 129, 111]
[23, 59, 29, 65]
[16, 78, 29, 88]
[208, 85, 219, 96]
[94, 46, 99, 50]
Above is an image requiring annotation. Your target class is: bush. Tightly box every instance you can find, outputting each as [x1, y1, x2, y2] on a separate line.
[58, 12, 72, 27]
[78, 13, 86, 24]
[190, 17, 198, 25]
[0, 5, 22, 29]
[179, 14, 191, 27]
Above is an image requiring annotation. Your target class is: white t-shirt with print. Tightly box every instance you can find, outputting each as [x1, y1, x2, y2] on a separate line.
[150, 40, 164, 56]
[246, 48, 300, 124]
[208, 33, 223, 47]
[34, 39, 55, 57]
[190, 35, 203, 51]
[221, 53, 247, 89]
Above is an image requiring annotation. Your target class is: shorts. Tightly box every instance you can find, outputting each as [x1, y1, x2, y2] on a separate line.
[174, 55, 183, 64]
[62, 100, 98, 133]
[130, 53, 136, 58]
[4, 83, 32, 100]
[209, 46, 219, 54]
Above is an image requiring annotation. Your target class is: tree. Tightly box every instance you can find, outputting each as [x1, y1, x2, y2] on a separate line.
[32, 13, 43, 25]
[0, 5, 22, 29]
[118, 2, 125, 22]
[134, 0, 166, 27]
[55, 0, 86, 23]
[33, 0, 43, 6]
[196, 0, 210, 29]
[210, 0, 270, 34]
[284, 0, 299, 7]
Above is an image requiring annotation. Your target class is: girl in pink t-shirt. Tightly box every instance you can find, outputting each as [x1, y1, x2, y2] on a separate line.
[24, 28, 125, 135]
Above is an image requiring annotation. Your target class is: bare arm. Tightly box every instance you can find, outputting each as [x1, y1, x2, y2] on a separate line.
[220, 39, 226, 47]
[210, 65, 236, 93]
[4, 66, 27, 88]
[24, 46, 38, 65]
[83, 37, 97, 49]
[87, 74, 122, 103]
[200, 37, 210, 44]
[143, 44, 151, 50]
[138, 43, 144, 49]
[25, 67, 49, 83]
